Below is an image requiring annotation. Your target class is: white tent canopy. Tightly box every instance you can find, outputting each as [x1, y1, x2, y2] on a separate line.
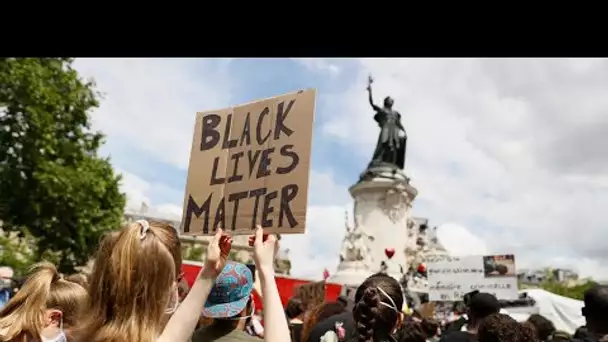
[502, 289, 585, 334]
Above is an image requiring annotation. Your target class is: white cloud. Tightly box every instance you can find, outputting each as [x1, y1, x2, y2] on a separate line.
[74, 58, 233, 169]
[299, 58, 608, 279]
[79, 57, 608, 281]
[294, 58, 342, 77]
[118, 169, 182, 220]
[437, 223, 488, 256]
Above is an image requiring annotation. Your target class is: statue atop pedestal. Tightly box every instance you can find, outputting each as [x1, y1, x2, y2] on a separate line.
[360, 75, 410, 183]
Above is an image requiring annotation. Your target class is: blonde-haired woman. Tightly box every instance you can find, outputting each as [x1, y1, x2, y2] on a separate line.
[0, 262, 87, 342]
[78, 220, 233, 342]
[80, 220, 291, 342]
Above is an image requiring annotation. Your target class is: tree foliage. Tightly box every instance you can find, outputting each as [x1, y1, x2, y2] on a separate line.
[0, 58, 125, 273]
[540, 279, 596, 301]
[0, 232, 36, 276]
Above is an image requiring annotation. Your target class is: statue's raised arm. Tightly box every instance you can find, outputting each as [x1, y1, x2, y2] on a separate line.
[366, 74, 381, 111]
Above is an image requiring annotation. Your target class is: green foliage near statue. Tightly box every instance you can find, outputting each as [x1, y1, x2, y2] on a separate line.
[0, 58, 126, 274]
[540, 279, 597, 301]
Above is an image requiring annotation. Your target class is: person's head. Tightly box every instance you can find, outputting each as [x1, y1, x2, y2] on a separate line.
[394, 320, 425, 342]
[65, 273, 88, 290]
[526, 314, 555, 341]
[478, 313, 520, 342]
[420, 318, 439, 338]
[518, 321, 540, 342]
[353, 273, 404, 342]
[202, 261, 254, 331]
[582, 285, 608, 332]
[0, 262, 87, 342]
[79, 220, 182, 342]
[574, 325, 589, 339]
[383, 96, 394, 109]
[467, 292, 500, 328]
[301, 301, 347, 342]
[285, 297, 305, 320]
[452, 301, 467, 316]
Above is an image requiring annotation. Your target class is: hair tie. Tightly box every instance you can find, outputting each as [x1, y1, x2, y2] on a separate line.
[136, 220, 150, 240]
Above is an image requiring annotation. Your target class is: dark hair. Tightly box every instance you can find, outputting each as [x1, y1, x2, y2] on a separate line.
[518, 322, 540, 342]
[317, 301, 346, 322]
[420, 318, 439, 338]
[583, 285, 608, 318]
[573, 326, 589, 339]
[353, 274, 403, 342]
[478, 313, 519, 342]
[300, 301, 346, 342]
[452, 301, 467, 315]
[526, 314, 555, 341]
[394, 320, 425, 342]
[468, 292, 500, 322]
[285, 297, 305, 319]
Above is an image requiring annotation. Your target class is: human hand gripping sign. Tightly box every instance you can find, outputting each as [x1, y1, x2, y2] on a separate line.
[202, 228, 232, 278]
[248, 225, 279, 277]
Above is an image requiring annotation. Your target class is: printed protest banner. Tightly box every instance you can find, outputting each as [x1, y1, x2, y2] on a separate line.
[425, 254, 518, 301]
[294, 281, 326, 310]
[181, 89, 316, 236]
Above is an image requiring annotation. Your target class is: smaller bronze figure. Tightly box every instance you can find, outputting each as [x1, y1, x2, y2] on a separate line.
[366, 75, 407, 170]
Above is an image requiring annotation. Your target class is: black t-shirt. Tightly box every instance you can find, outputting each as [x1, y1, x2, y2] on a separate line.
[439, 331, 477, 342]
[289, 322, 303, 342]
[444, 317, 467, 334]
[307, 312, 355, 342]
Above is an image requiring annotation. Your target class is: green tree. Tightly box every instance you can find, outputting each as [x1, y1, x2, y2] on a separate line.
[184, 245, 205, 261]
[0, 58, 125, 274]
[541, 279, 596, 300]
[0, 232, 35, 276]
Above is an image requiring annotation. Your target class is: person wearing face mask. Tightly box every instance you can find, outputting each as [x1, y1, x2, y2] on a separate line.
[192, 261, 260, 342]
[0, 262, 87, 342]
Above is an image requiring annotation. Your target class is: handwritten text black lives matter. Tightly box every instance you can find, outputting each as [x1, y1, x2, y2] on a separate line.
[183, 100, 302, 234]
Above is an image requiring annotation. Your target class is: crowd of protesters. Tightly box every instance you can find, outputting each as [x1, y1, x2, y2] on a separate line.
[0, 219, 607, 342]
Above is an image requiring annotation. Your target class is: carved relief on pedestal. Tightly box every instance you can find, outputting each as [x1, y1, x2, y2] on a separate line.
[381, 188, 409, 224]
[339, 210, 375, 268]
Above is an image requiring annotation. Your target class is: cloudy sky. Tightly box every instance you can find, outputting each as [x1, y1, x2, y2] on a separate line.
[74, 58, 608, 280]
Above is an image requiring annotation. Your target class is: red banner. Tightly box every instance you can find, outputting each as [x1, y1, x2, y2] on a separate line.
[181, 262, 342, 311]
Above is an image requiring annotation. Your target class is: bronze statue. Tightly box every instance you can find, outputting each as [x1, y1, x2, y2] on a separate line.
[366, 75, 407, 170]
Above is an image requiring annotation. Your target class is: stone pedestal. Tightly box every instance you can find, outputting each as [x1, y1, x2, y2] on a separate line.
[329, 166, 418, 287]
[329, 261, 374, 287]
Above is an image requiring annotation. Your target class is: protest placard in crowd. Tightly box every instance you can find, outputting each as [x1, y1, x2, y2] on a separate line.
[426, 254, 518, 301]
[181, 89, 316, 236]
[294, 281, 325, 310]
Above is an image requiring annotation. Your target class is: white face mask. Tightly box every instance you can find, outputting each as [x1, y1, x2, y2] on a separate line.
[41, 318, 67, 342]
[165, 285, 179, 315]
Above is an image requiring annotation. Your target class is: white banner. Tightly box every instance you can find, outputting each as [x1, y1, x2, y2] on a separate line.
[426, 254, 518, 301]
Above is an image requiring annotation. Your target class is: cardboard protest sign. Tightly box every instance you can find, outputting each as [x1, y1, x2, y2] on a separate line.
[181, 89, 316, 236]
[426, 254, 518, 301]
[294, 281, 325, 310]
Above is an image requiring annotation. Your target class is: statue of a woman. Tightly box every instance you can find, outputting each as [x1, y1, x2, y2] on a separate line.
[366, 75, 407, 169]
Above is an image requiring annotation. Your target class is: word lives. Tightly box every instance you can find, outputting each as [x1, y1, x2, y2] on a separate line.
[182, 90, 315, 235]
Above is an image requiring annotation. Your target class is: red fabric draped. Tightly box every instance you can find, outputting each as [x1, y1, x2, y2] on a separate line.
[181, 263, 343, 312]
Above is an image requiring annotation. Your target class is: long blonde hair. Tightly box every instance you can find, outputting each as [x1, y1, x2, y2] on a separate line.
[79, 220, 182, 342]
[0, 262, 87, 342]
